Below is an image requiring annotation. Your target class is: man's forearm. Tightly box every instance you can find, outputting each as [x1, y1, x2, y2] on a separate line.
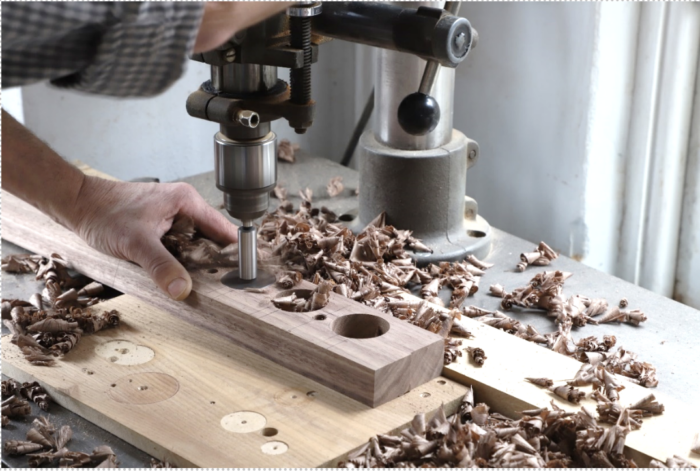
[1, 109, 86, 229]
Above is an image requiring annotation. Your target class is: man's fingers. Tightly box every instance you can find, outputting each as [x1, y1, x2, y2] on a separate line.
[187, 198, 239, 246]
[129, 236, 193, 301]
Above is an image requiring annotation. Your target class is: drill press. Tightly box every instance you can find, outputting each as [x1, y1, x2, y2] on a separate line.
[186, 1, 491, 286]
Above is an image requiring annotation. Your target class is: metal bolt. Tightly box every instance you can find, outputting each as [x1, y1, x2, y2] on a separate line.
[236, 110, 260, 128]
[225, 49, 236, 63]
[468, 149, 477, 160]
[454, 32, 468, 55]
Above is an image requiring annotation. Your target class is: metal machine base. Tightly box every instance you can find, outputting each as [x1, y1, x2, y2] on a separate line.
[357, 129, 492, 264]
[220, 269, 276, 290]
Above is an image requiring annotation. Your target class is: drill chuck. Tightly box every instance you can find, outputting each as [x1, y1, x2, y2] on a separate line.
[214, 131, 277, 221]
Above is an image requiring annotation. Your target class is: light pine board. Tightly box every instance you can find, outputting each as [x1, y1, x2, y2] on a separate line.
[409, 293, 700, 467]
[1, 295, 467, 468]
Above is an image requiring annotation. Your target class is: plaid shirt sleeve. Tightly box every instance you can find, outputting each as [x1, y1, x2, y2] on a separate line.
[1, 2, 205, 97]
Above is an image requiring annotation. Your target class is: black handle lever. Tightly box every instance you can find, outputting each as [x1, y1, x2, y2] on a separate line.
[397, 2, 462, 136]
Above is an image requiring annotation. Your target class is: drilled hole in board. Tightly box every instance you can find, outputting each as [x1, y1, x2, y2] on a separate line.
[467, 230, 487, 238]
[420, 392, 431, 398]
[261, 441, 288, 455]
[437, 380, 447, 385]
[108, 372, 178, 405]
[262, 427, 278, 437]
[208, 268, 218, 274]
[306, 391, 317, 398]
[314, 314, 327, 321]
[221, 411, 266, 433]
[332, 314, 390, 339]
[272, 289, 327, 313]
[95, 340, 154, 366]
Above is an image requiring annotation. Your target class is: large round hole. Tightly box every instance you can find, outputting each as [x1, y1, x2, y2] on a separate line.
[332, 314, 390, 339]
[338, 213, 357, 222]
[272, 289, 327, 312]
[467, 230, 487, 238]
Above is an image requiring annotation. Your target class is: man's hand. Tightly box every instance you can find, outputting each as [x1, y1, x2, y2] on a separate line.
[68, 178, 237, 300]
[2, 110, 237, 301]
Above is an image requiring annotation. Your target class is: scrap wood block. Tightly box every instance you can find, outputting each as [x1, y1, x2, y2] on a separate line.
[1, 190, 444, 407]
[1, 295, 468, 468]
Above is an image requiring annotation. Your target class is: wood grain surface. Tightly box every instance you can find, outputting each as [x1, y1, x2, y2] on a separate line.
[1, 295, 467, 467]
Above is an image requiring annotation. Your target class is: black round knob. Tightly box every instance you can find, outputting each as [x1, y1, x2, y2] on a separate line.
[397, 92, 441, 136]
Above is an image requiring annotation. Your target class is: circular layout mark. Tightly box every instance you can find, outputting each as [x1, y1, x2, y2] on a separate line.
[261, 441, 288, 455]
[108, 372, 179, 405]
[95, 340, 155, 366]
[221, 411, 266, 433]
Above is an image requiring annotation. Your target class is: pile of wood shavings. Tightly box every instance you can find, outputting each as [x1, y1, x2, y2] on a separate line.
[2, 413, 118, 468]
[527, 362, 665, 426]
[2, 253, 120, 365]
[339, 386, 696, 469]
[164, 193, 492, 363]
[255, 195, 492, 363]
[486, 270, 657, 387]
[2, 378, 52, 426]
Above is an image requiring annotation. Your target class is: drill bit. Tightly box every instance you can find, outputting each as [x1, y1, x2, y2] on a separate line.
[238, 219, 257, 281]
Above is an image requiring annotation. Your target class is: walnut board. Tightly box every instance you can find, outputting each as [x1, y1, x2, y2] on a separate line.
[1, 295, 468, 468]
[0, 189, 444, 408]
[3, 164, 700, 466]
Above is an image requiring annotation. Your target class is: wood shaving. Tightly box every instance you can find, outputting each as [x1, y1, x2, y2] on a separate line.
[549, 384, 585, 404]
[272, 184, 288, 201]
[1, 253, 43, 274]
[2, 396, 32, 418]
[4, 440, 43, 455]
[151, 457, 176, 468]
[327, 176, 344, 197]
[466, 346, 487, 366]
[277, 139, 300, 163]
[526, 377, 554, 388]
[162, 216, 237, 268]
[516, 241, 558, 272]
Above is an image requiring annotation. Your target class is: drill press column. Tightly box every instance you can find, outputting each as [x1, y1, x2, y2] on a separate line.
[358, 2, 492, 263]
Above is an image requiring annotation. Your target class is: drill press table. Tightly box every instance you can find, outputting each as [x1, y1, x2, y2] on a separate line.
[2, 154, 699, 467]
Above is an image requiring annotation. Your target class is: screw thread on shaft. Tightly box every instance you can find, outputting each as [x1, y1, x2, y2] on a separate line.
[290, 17, 312, 105]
